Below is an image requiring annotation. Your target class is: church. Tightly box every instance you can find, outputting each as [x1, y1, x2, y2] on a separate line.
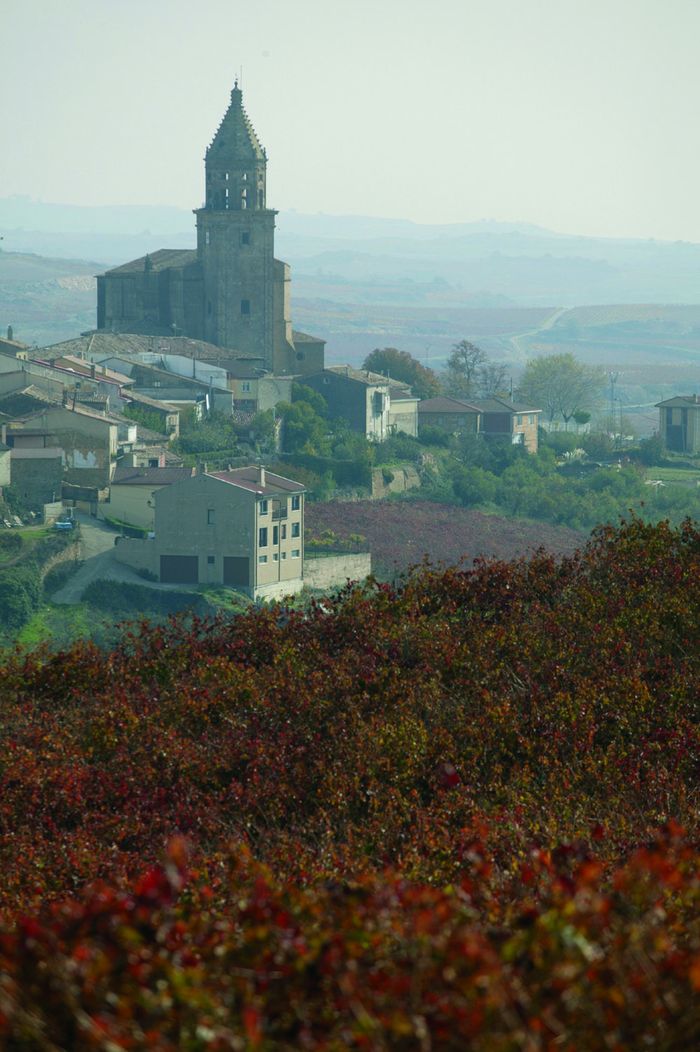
[96, 83, 325, 377]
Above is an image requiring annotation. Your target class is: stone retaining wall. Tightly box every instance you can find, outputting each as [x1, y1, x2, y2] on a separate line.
[303, 552, 371, 590]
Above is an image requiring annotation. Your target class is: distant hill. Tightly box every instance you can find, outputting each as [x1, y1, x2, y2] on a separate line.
[2, 196, 700, 305]
[1, 200, 699, 403]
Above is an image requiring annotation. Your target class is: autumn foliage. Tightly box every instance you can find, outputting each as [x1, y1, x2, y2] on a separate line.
[1, 517, 700, 1047]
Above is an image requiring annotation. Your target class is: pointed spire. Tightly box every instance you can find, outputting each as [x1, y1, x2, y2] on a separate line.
[206, 81, 265, 162]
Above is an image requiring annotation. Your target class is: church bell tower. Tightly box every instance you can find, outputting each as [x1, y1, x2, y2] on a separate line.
[195, 82, 277, 363]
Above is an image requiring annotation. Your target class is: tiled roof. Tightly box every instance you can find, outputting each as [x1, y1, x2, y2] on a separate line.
[418, 396, 481, 414]
[471, 396, 541, 414]
[209, 467, 305, 496]
[656, 395, 700, 408]
[325, 365, 391, 387]
[292, 330, 326, 345]
[389, 385, 418, 402]
[102, 249, 198, 276]
[122, 390, 179, 413]
[112, 466, 194, 486]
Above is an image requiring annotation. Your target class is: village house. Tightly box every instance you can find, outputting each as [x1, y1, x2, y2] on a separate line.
[107, 464, 195, 530]
[4, 403, 120, 489]
[8, 447, 64, 509]
[305, 367, 421, 440]
[115, 466, 306, 599]
[470, 397, 541, 453]
[417, 395, 481, 434]
[418, 395, 541, 453]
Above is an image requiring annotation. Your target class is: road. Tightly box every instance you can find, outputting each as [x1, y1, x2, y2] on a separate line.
[51, 514, 150, 604]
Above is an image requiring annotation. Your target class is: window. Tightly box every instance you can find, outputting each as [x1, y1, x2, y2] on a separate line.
[273, 552, 279, 562]
[273, 525, 279, 545]
[291, 549, 300, 558]
[281, 524, 287, 539]
[205, 230, 211, 245]
[516, 414, 523, 425]
[242, 382, 251, 392]
[241, 232, 250, 245]
[259, 527, 268, 547]
[281, 551, 287, 560]
[528, 414, 534, 425]
[241, 299, 250, 315]
[291, 495, 300, 511]
[207, 509, 216, 525]
[258, 554, 268, 564]
[291, 522, 300, 538]
[207, 555, 215, 565]
[259, 499, 268, 514]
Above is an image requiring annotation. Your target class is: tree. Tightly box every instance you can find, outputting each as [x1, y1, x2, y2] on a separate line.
[478, 361, 510, 398]
[292, 382, 328, 417]
[277, 401, 329, 455]
[443, 340, 487, 399]
[517, 353, 605, 427]
[362, 348, 440, 400]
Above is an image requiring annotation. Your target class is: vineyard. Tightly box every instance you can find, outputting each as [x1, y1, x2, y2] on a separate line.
[306, 499, 583, 578]
[0, 517, 699, 1047]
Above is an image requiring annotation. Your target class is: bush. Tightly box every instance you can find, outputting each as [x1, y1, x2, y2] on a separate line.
[81, 579, 210, 618]
[452, 465, 497, 506]
[637, 433, 665, 466]
[418, 424, 450, 447]
[0, 533, 22, 555]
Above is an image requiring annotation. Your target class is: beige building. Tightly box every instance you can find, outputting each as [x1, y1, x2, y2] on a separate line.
[107, 465, 195, 530]
[387, 383, 419, 437]
[115, 466, 305, 599]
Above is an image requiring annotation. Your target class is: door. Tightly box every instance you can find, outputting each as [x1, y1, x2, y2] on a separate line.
[160, 555, 198, 583]
[223, 556, 249, 587]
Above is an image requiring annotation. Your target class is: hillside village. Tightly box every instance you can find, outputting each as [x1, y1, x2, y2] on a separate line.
[1, 84, 698, 627]
[0, 84, 551, 609]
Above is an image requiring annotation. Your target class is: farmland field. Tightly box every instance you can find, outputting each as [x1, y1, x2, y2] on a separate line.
[305, 499, 583, 578]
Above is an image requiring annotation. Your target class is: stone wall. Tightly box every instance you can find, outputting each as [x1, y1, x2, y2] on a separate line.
[371, 465, 421, 499]
[303, 552, 371, 591]
[38, 540, 81, 584]
[114, 536, 157, 575]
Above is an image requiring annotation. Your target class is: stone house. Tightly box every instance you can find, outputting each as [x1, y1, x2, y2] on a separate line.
[115, 466, 306, 599]
[5, 404, 119, 488]
[9, 447, 64, 509]
[107, 465, 195, 530]
[656, 395, 700, 453]
[305, 366, 392, 440]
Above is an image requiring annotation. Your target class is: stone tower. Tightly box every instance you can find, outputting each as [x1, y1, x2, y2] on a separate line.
[195, 82, 276, 360]
[96, 83, 325, 377]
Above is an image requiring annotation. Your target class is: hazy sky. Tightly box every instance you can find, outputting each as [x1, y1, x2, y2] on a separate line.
[3, 0, 700, 241]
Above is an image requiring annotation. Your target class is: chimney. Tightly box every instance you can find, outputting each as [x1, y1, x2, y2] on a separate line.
[90, 363, 96, 379]
[258, 464, 266, 487]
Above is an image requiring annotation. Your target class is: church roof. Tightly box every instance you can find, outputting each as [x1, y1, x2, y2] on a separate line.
[103, 249, 198, 276]
[206, 84, 266, 162]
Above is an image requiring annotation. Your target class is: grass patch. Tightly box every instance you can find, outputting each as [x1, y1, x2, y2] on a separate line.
[645, 467, 700, 484]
